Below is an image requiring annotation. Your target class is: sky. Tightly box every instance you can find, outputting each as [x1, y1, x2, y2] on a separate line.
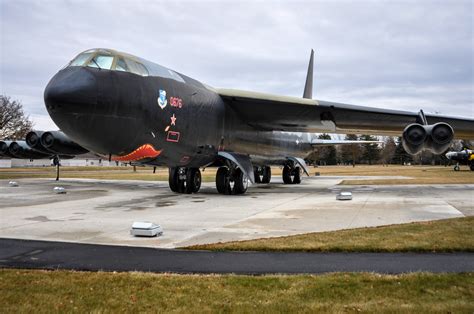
[1, 0, 473, 130]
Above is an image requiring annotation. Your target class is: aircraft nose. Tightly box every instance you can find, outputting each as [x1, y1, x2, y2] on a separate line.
[44, 67, 98, 114]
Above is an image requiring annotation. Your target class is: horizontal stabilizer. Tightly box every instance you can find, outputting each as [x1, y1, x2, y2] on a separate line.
[311, 139, 383, 147]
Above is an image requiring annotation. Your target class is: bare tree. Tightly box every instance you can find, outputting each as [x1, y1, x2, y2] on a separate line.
[0, 95, 34, 139]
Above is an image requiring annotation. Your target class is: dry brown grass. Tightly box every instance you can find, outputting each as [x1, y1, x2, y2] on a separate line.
[0, 165, 472, 184]
[1, 269, 472, 313]
[311, 165, 474, 185]
[186, 217, 474, 253]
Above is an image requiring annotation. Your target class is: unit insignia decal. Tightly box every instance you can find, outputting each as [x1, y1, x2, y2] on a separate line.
[157, 89, 167, 109]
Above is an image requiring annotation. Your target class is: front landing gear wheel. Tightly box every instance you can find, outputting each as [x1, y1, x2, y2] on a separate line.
[186, 168, 201, 193]
[169, 167, 201, 194]
[454, 164, 460, 171]
[169, 167, 179, 192]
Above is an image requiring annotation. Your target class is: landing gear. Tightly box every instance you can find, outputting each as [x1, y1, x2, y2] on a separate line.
[470, 162, 474, 171]
[454, 163, 460, 171]
[282, 164, 301, 184]
[216, 166, 248, 195]
[168, 167, 201, 194]
[253, 166, 271, 184]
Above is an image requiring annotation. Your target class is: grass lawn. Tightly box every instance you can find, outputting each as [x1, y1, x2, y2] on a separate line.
[314, 165, 474, 185]
[1, 269, 472, 312]
[0, 165, 472, 184]
[185, 217, 474, 253]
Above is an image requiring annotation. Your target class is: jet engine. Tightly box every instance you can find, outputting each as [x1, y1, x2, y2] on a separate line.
[40, 131, 89, 155]
[0, 141, 13, 158]
[8, 141, 52, 159]
[402, 122, 454, 155]
[26, 131, 52, 154]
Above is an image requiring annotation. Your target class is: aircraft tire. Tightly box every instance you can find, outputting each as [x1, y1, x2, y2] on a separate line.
[293, 167, 301, 184]
[282, 165, 293, 184]
[470, 162, 474, 171]
[216, 167, 231, 194]
[186, 168, 201, 193]
[454, 165, 460, 171]
[261, 166, 271, 183]
[254, 167, 262, 183]
[169, 167, 179, 192]
[233, 168, 248, 195]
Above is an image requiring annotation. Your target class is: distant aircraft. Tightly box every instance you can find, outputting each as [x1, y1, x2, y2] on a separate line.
[445, 148, 474, 171]
[1, 48, 473, 194]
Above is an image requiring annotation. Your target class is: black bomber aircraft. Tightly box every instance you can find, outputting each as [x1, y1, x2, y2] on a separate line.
[2, 48, 474, 194]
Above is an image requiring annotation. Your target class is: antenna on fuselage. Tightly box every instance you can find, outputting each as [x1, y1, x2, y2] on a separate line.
[303, 49, 314, 99]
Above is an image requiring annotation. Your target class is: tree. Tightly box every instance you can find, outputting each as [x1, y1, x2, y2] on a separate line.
[392, 137, 413, 165]
[380, 136, 396, 165]
[0, 95, 33, 139]
[317, 133, 337, 165]
[340, 134, 361, 166]
[360, 134, 380, 165]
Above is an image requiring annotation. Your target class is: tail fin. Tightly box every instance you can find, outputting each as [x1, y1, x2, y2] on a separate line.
[303, 49, 314, 99]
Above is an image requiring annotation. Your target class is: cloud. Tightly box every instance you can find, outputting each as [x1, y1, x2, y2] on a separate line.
[1, 0, 472, 131]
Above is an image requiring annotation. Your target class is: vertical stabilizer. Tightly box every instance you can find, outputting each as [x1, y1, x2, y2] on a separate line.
[303, 49, 314, 99]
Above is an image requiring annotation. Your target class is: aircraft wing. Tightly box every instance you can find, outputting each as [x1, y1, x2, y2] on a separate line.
[311, 139, 383, 147]
[218, 88, 474, 139]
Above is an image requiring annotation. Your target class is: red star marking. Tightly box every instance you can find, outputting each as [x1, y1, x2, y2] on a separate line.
[170, 114, 176, 126]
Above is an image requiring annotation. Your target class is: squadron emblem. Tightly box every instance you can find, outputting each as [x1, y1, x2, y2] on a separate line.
[157, 89, 167, 109]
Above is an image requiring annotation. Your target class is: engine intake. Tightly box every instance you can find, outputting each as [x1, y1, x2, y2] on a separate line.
[40, 131, 89, 155]
[8, 141, 52, 159]
[402, 122, 454, 155]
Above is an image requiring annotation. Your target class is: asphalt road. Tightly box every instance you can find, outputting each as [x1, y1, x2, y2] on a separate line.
[0, 238, 473, 274]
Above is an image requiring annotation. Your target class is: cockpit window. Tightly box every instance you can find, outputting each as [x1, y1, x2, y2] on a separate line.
[68, 49, 187, 83]
[115, 57, 129, 72]
[70, 52, 93, 66]
[126, 59, 149, 76]
[88, 55, 114, 70]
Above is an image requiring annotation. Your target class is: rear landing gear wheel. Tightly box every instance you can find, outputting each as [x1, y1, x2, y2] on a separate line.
[282, 165, 292, 184]
[253, 167, 262, 183]
[216, 167, 230, 194]
[470, 162, 474, 171]
[261, 166, 271, 184]
[233, 168, 248, 194]
[216, 167, 248, 195]
[282, 165, 301, 184]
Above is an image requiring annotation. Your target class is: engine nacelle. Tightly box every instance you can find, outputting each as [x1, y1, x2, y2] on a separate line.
[0, 141, 14, 158]
[402, 122, 454, 155]
[26, 131, 52, 155]
[40, 131, 89, 155]
[8, 141, 52, 159]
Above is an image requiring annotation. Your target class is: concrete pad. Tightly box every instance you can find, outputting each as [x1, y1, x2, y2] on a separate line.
[0, 176, 470, 248]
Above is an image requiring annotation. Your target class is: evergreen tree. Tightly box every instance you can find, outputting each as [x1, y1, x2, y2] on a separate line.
[340, 134, 360, 166]
[317, 133, 337, 165]
[380, 136, 396, 165]
[392, 137, 413, 165]
[360, 134, 380, 165]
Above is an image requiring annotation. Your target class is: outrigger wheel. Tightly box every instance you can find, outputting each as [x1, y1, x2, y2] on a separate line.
[282, 164, 301, 184]
[216, 166, 248, 195]
[169, 167, 201, 194]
